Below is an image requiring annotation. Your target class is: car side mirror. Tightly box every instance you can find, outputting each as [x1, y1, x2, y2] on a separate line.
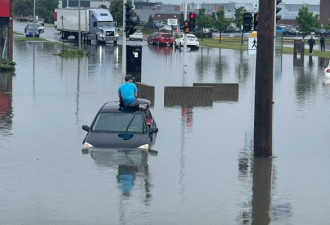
[82, 125, 90, 132]
[149, 127, 158, 133]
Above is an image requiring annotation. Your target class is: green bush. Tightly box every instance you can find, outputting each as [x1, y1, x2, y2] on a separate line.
[0, 59, 16, 71]
[58, 49, 84, 57]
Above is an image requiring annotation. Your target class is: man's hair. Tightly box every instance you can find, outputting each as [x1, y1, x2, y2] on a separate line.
[125, 74, 134, 81]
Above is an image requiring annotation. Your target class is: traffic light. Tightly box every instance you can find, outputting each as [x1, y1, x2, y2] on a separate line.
[243, 12, 252, 32]
[276, 0, 282, 23]
[125, 3, 136, 37]
[184, 20, 189, 33]
[189, 12, 196, 31]
[254, 13, 259, 31]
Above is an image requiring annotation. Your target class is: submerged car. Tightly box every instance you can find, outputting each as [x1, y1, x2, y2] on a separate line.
[147, 32, 159, 44]
[24, 23, 44, 33]
[25, 27, 40, 37]
[129, 30, 143, 41]
[175, 33, 199, 49]
[82, 102, 158, 150]
[152, 33, 173, 46]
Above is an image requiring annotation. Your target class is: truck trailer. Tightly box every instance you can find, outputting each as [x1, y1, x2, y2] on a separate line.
[54, 8, 119, 44]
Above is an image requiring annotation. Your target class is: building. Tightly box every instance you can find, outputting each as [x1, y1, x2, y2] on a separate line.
[58, 0, 110, 8]
[320, 0, 330, 25]
[0, 0, 12, 61]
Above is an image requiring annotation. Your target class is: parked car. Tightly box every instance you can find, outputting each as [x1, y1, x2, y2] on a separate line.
[314, 29, 327, 37]
[25, 27, 40, 37]
[147, 32, 159, 44]
[283, 26, 299, 36]
[82, 102, 158, 150]
[159, 25, 172, 31]
[152, 33, 173, 46]
[129, 30, 143, 41]
[16, 16, 30, 22]
[174, 33, 199, 49]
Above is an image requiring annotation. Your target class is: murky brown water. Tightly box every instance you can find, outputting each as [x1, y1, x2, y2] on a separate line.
[1, 26, 330, 224]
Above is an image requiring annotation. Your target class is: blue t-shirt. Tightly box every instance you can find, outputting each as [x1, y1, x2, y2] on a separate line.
[118, 82, 138, 106]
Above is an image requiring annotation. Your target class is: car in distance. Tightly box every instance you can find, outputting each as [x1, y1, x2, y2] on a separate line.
[25, 27, 40, 37]
[82, 102, 158, 150]
[147, 32, 159, 44]
[129, 30, 143, 41]
[152, 33, 173, 46]
[24, 23, 44, 33]
[175, 33, 199, 49]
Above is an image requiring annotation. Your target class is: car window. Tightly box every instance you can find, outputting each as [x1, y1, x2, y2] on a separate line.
[92, 112, 145, 133]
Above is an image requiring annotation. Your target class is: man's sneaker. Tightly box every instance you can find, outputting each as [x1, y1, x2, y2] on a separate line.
[146, 117, 151, 125]
[139, 104, 147, 109]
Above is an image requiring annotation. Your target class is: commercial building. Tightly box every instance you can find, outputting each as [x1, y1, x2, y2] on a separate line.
[0, 0, 12, 60]
[320, 0, 330, 25]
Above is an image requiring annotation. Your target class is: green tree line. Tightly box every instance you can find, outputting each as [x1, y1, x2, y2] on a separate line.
[13, 0, 59, 23]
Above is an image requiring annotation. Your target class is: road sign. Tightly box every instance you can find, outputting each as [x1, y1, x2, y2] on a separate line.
[167, 18, 178, 26]
[248, 37, 257, 55]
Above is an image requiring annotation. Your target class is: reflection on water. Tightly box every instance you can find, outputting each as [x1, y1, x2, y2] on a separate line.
[0, 72, 13, 137]
[90, 149, 151, 199]
[1, 37, 330, 224]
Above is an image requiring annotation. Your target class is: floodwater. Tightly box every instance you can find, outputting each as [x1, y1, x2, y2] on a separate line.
[1, 38, 330, 225]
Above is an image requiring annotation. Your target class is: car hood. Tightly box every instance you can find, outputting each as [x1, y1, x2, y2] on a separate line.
[84, 132, 149, 148]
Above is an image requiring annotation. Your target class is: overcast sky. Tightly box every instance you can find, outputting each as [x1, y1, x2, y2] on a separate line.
[162, 0, 320, 5]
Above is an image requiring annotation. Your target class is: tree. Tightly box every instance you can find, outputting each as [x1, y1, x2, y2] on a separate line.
[13, 0, 58, 23]
[36, 0, 59, 23]
[234, 7, 246, 31]
[110, 0, 123, 26]
[196, 8, 213, 40]
[214, 10, 231, 43]
[13, 0, 33, 17]
[296, 6, 321, 39]
[146, 15, 153, 28]
[136, 15, 141, 26]
[324, 18, 330, 30]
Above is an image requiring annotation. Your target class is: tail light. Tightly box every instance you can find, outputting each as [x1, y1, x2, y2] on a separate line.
[326, 69, 330, 73]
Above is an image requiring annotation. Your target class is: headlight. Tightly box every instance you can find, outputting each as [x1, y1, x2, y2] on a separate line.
[138, 144, 149, 149]
[83, 142, 94, 148]
[98, 33, 105, 38]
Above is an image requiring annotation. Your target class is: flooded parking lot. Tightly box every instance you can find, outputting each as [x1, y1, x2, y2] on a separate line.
[1, 39, 330, 225]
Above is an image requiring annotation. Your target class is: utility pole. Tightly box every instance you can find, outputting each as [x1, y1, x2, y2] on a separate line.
[78, 0, 81, 49]
[33, 0, 35, 37]
[183, 0, 187, 73]
[122, 0, 127, 75]
[254, 0, 275, 158]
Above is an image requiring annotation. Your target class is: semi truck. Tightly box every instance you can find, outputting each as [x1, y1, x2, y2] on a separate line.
[54, 8, 119, 44]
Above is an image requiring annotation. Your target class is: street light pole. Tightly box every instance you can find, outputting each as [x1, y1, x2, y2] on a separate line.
[122, 0, 127, 75]
[33, 0, 35, 38]
[78, 0, 81, 49]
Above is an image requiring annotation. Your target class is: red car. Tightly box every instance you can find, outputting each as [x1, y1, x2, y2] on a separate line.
[152, 33, 173, 46]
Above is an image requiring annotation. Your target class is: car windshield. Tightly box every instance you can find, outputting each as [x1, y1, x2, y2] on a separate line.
[27, 27, 38, 32]
[161, 34, 172, 38]
[187, 35, 197, 39]
[98, 21, 115, 27]
[92, 112, 145, 133]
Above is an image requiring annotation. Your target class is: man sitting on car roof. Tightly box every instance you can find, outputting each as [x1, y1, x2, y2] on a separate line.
[118, 74, 151, 124]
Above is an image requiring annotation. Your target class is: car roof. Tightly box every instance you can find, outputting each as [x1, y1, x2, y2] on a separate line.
[99, 102, 144, 114]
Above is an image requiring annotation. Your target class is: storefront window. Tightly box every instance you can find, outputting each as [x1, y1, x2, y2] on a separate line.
[0, 18, 9, 60]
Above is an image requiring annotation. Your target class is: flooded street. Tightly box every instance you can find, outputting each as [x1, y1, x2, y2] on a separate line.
[1, 37, 330, 225]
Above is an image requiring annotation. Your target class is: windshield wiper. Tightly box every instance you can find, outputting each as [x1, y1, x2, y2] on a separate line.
[125, 115, 135, 133]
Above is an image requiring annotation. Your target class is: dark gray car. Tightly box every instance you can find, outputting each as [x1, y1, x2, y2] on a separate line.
[82, 102, 158, 150]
